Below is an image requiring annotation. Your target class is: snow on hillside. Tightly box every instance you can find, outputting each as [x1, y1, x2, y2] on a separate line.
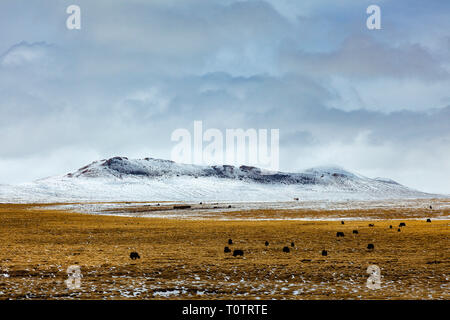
[0, 156, 437, 203]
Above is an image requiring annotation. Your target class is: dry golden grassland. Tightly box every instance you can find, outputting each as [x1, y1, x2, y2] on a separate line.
[0, 203, 448, 299]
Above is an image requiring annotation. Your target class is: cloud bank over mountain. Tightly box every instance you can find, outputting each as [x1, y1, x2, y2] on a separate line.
[0, 0, 449, 193]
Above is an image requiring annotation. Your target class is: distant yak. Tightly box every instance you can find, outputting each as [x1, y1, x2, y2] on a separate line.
[232, 249, 244, 257]
[426, 218, 431, 223]
[282, 246, 290, 253]
[368, 224, 375, 227]
[399, 222, 406, 227]
[352, 230, 358, 234]
[224, 246, 231, 253]
[321, 250, 328, 256]
[228, 239, 233, 245]
[291, 242, 295, 247]
[130, 252, 140, 260]
[367, 244, 375, 250]
[336, 232, 345, 237]
[265, 241, 269, 246]
[341, 221, 345, 225]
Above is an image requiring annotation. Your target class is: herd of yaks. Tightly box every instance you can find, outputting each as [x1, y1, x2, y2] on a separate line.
[220, 218, 433, 259]
[128, 218, 433, 260]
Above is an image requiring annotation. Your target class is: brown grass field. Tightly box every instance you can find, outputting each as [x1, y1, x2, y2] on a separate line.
[0, 203, 448, 300]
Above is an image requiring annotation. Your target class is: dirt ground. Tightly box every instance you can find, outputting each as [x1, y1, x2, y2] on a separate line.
[0, 203, 448, 299]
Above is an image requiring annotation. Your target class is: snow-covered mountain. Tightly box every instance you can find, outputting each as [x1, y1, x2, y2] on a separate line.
[67, 157, 362, 184]
[0, 156, 435, 203]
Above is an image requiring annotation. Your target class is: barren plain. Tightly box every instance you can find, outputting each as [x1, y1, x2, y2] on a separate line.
[0, 201, 448, 299]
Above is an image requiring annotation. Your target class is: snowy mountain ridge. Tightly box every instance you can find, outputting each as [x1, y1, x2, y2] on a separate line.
[0, 156, 436, 203]
[66, 156, 362, 185]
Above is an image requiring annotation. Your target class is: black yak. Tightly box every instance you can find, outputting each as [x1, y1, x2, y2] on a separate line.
[130, 252, 140, 260]
[336, 232, 345, 237]
[232, 249, 244, 257]
[321, 250, 328, 256]
[367, 244, 375, 250]
[228, 239, 233, 245]
[352, 230, 359, 234]
[224, 246, 231, 253]
[282, 246, 290, 253]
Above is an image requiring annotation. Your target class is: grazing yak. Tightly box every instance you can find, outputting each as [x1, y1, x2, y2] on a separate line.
[282, 246, 290, 253]
[321, 250, 328, 256]
[130, 252, 140, 260]
[368, 224, 375, 227]
[397, 228, 401, 232]
[224, 246, 231, 253]
[291, 242, 295, 247]
[426, 218, 431, 223]
[336, 232, 345, 237]
[389, 225, 393, 229]
[352, 230, 359, 234]
[367, 244, 375, 250]
[399, 222, 406, 227]
[265, 241, 269, 246]
[228, 239, 233, 245]
[232, 249, 244, 257]
[341, 221, 345, 225]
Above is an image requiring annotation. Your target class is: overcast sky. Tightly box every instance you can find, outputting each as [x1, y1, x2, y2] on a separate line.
[0, 0, 449, 193]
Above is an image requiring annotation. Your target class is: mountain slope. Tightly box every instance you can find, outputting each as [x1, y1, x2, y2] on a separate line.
[0, 156, 434, 202]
